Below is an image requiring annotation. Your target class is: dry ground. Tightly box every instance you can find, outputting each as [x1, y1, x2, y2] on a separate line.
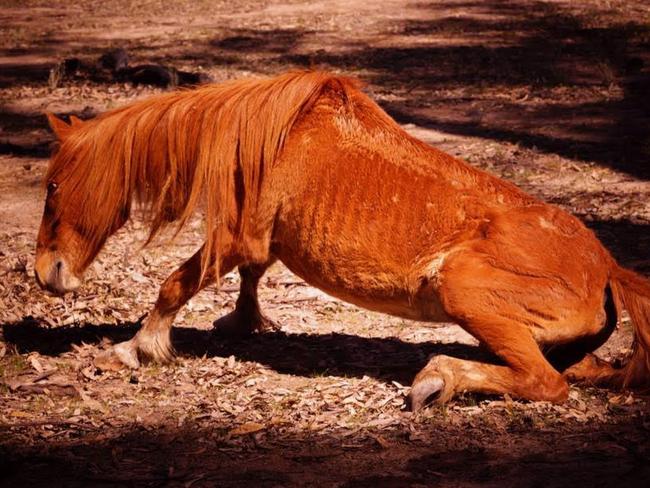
[1, 0, 650, 486]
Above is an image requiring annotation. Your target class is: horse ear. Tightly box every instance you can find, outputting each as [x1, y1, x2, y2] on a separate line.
[69, 115, 84, 127]
[46, 112, 72, 140]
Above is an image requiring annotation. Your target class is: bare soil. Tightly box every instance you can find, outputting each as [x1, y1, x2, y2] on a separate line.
[1, 1, 650, 486]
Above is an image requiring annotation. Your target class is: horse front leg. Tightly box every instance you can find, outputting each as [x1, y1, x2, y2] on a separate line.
[95, 245, 238, 370]
[408, 249, 572, 410]
[213, 260, 279, 337]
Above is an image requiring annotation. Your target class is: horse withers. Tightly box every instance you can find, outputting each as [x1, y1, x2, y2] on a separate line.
[34, 71, 650, 410]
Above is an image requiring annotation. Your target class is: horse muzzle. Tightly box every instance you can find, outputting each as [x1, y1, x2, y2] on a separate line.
[34, 251, 82, 295]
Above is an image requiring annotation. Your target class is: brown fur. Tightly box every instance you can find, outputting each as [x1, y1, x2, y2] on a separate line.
[36, 70, 650, 409]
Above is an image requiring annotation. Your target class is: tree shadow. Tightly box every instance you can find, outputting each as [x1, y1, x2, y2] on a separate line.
[569, 215, 650, 274]
[273, 1, 650, 179]
[0, 108, 52, 158]
[211, 28, 309, 54]
[2, 1, 649, 180]
[1, 409, 648, 488]
[148, 1, 649, 179]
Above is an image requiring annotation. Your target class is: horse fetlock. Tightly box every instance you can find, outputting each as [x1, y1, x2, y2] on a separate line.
[133, 328, 175, 364]
[517, 370, 568, 403]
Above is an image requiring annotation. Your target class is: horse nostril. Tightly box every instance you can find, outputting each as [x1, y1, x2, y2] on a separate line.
[55, 259, 63, 273]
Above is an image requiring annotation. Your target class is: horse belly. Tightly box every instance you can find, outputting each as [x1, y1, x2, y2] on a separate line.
[272, 241, 450, 323]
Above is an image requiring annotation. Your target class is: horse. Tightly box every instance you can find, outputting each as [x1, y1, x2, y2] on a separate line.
[35, 70, 650, 410]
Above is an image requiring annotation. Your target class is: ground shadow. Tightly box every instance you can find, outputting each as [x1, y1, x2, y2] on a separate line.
[1, 318, 485, 385]
[0, 108, 52, 158]
[575, 217, 650, 274]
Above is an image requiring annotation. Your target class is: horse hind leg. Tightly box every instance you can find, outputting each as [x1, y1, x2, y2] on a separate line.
[546, 284, 620, 385]
[558, 286, 626, 387]
[213, 260, 280, 337]
[94, 243, 240, 370]
[562, 353, 623, 387]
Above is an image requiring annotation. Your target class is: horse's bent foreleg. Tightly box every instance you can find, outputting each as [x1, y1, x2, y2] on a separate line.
[408, 250, 574, 410]
[95, 245, 238, 370]
[213, 260, 279, 337]
[408, 323, 568, 410]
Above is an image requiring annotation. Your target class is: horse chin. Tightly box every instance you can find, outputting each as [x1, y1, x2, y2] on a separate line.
[34, 253, 83, 296]
[50, 272, 82, 296]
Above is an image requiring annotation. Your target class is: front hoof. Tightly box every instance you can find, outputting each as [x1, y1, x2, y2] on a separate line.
[94, 341, 140, 371]
[213, 310, 279, 338]
[407, 376, 447, 412]
[255, 315, 281, 333]
[213, 311, 254, 338]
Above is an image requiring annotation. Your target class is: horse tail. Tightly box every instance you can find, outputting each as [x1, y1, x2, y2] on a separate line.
[608, 264, 650, 388]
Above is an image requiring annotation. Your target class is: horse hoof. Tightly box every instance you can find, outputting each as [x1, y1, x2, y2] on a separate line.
[256, 316, 281, 333]
[407, 376, 446, 412]
[213, 311, 279, 338]
[212, 312, 254, 338]
[94, 341, 140, 371]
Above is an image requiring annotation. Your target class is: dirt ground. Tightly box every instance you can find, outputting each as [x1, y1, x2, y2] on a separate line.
[1, 0, 650, 486]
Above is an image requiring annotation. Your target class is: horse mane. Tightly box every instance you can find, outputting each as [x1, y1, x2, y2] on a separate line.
[47, 70, 360, 279]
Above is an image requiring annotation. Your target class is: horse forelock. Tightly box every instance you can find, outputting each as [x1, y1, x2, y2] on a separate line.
[48, 70, 358, 277]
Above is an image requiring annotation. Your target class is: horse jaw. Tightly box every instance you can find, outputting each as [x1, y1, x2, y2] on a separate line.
[34, 250, 82, 295]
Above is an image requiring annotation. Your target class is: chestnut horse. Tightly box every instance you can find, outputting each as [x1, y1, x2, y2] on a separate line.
[35, 71, 650, 410]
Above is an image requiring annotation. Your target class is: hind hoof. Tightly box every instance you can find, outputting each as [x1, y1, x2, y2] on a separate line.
[407, 376, 446, 412]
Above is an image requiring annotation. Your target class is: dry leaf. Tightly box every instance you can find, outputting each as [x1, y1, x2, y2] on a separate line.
[79, 390, 108, 413]
[371, 434, 391, 449]
[29, 354, 44, 373]
[229, 422, 265, 436]
[9, 410, 31, 418]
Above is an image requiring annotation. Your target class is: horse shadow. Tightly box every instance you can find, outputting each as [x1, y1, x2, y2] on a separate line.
[1, 317, 487, 385]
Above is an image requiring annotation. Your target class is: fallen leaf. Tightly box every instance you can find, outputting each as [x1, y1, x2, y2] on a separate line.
[9, 410, 31, 418]
[29, 354, 44, 373]
[229, 422, 265, 436]
[371, 434, 391, 449]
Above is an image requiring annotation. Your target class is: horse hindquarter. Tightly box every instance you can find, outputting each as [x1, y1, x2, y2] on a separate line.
[410, 205, 615, 408]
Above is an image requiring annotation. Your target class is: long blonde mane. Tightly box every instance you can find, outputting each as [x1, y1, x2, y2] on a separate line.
[47, 71, 359, 278]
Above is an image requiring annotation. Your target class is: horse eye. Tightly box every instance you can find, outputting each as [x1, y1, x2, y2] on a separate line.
[47, 182, 58, 194]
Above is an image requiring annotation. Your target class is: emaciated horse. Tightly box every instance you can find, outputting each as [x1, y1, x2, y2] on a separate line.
[35, 71, 650, 410]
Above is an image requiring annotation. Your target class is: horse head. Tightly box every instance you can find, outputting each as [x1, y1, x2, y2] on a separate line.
[34, 113, 128, 295]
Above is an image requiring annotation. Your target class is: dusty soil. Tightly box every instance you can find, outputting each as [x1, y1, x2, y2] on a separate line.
[1, 0, 650, 486]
